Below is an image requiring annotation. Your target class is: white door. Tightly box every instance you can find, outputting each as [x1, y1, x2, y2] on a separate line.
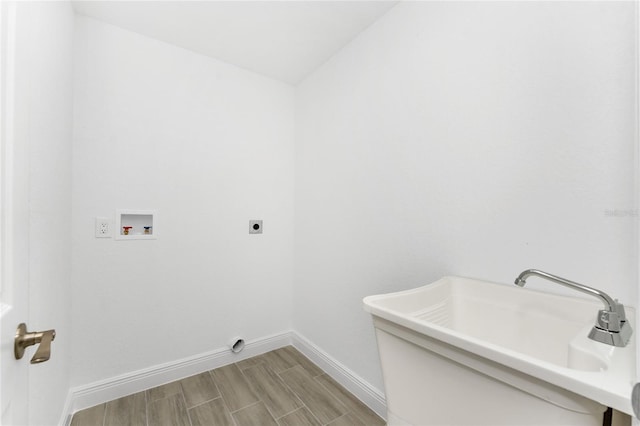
[1, 2, 31, 424]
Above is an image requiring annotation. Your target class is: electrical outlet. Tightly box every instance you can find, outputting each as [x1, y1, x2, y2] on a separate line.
[95, 217, 111, 238]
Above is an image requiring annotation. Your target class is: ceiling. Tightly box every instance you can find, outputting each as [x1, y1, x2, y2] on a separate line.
[71, 1, 399, 85]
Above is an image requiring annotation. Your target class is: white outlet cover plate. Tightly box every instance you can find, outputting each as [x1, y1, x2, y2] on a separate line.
[95, 217, 111, 238]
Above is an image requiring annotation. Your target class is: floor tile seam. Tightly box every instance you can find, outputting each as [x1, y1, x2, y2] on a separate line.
[180, 377, 221, 410]
[274, 406, 302, 420]
[221, 362, 263, 410]
[278, 360, 324, 381]
[207, 369, 239, 426]
[312, 376, 383, 424]
[312, 375, 355, 413]
[306, 374, 349, 414]
[273, 364, 312, 417]
[288, 348, 326, 379]
[235, 356, 266, 371]
[146, 388, 184, 405]
[147, 389, 184, 405]
[297, 353, 326, 379]
[218, 392, 239, 426]
[269, 389, 311, 421]
[282, 384, 307, 416]
[105, 396, 143, 426]
[251, 395, 280, 424]
[293, 372, 351, 424]
[275, 367, 333, 426]
[148, 389, 191, 426]
[211, 385, 239, 426]
[185, 395, 223, 411]
[312, 379, 348, 420]
[177, 380, 190, 410]
[276, 362, 302, 376]
[277, 405, 325, 426]
[144, 388, 149, 426]
[244, 359, 306, 413]
[101, 402, 107, 426]
[220, 384, 262, 415]
[238, 361, 286, 422]
[229, 399, 264, 415]
[325, 412, 353, 426]
[179, 387, 194, 426]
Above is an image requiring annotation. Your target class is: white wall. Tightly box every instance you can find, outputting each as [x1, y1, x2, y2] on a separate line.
[15, 1, 75, 424]
[71, 16, 295, 386]
[294, 2, 637, 392]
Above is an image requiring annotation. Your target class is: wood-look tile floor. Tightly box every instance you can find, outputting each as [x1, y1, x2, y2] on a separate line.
[71, 346, 386, 426]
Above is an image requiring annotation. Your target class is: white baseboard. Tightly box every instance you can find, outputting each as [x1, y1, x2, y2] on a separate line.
[60, 330, 387, 425]
[291, 331, 387, 419]
[62, 331, 292, 425]
[58, 392, 74, 426]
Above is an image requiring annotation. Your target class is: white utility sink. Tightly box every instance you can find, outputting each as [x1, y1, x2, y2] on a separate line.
[364, 276, 635, 425]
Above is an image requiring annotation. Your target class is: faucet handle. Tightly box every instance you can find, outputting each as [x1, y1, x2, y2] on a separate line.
[613, 300, 628, 322]
[596, 310, 621, 332]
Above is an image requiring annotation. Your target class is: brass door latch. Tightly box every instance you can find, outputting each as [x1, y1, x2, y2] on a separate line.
[14, 323, 56, 364]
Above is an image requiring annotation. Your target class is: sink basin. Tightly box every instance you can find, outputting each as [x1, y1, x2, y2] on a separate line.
[363, 276, 635, 416]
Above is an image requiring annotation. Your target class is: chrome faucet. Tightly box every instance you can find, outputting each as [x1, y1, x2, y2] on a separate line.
[514, 269, 632, 347]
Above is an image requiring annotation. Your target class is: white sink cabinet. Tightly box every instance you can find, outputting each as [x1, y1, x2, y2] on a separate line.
[363, 276, 634, 425]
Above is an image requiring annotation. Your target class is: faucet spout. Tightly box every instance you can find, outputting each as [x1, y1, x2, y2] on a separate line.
[514, 269, 617, 313]
[514, 269, 632, 347]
